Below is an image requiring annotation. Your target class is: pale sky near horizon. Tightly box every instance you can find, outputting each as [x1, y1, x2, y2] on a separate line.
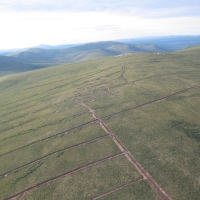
[0, 0, 200, 50]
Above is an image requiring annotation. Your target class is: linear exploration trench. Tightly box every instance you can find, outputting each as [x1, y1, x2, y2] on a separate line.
[1, 54, 199, 200]
[81, 102, 172, 200]
[4, 153, 126, 200]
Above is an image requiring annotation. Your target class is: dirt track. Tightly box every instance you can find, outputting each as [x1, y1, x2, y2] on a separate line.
[22, 65, 120, 91]
[93, 178, 143, 200]
[0, 119, 98, 158]
[0, 135, 108, 179]
[4, 152, 125, 200]
[110, 71, 183, 90]
[81, 103, 172, 200]
[103, 85, 200, 119]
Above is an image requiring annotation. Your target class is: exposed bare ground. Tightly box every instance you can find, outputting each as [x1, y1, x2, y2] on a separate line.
[0, 135, 108, 179]
[93, 178, 143, 200]
[4, 153, 125, 200]
[81, 103, 172, 200]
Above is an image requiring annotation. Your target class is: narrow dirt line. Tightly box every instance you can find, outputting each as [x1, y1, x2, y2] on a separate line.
[1, 65, 119, 113]
[22, 65, 120, 91]
[74, 70, 121, 87]
[76, 77, 119, 92]
[122, 65, 129, 84]
[110, 72, 185, 90]
[0, 135, 108, 179]
[103, 85, 200, 119]
[93, 178, 143, 200]
[81, 103, 172, 200]
[124, 151, 172, 200]
[0, 120, 98, 158]
[130, 72, 179, 84]
[81, 103, 125, 153]
[0, 111, 89, 137]
[0, 95, 95, 130]
[4, 152, 125, 200]
[0, 93, 81, 119]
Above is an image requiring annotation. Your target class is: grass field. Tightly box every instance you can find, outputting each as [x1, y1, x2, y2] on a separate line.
[0, 46, 200, 199]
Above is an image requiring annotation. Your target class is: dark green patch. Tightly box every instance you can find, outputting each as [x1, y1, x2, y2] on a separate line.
[171, 120, 200, 142]
[14, 162, 43, 184]
[56, 152, 64, 158]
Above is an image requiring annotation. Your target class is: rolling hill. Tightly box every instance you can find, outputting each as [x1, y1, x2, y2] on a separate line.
[0, 46, 199, 199]
[0, 55, 44, 76]
[1, 35, 200, 76]
[119, 35, 200, 51]
[8, 41, 163, 65]
[1, 41, 164, 76]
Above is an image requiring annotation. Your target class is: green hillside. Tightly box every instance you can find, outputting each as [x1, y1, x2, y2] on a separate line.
[0, 47, 200, 199]
[8, 41, 164, 66]
[0, 55, 44, 77]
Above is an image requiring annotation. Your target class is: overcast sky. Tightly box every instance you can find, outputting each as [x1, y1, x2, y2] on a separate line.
[0, 0, 200, 49]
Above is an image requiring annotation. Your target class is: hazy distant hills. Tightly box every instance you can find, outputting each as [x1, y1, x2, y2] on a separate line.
[0, 55, 44, 76]
[1, 35, 200, 76]
[7, 41, 164, 65]
[119, 35, 200, 51]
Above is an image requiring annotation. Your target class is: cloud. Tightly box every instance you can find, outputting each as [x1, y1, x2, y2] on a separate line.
[0, 0, 200, 17]
[0, 10, 199, 49]
[0, 1, 199, 49]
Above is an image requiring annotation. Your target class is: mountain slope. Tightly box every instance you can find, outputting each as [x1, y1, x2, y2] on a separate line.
[2, 36, 199, 76]
[0, 55, 44, 76]
[8, 41, 164, 66]
[0, 47, 199, 199]
[119, 35, 200, 51]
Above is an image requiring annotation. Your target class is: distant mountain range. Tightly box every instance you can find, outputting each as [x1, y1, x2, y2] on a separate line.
[0, 55, 45, 76]
[118, 35, 200, 51]
[7, 41, 165, 65]
[1, 35, 200, 76]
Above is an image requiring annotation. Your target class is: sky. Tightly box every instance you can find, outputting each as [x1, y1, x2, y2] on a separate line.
[0, 0, 200, 50]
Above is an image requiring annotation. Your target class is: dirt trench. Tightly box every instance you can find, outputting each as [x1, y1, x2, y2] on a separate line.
[81, 102, 172, 200]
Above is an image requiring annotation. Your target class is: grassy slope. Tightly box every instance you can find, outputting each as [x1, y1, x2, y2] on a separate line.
[0, 55, 44, 77]
[0, 46, 199, 199]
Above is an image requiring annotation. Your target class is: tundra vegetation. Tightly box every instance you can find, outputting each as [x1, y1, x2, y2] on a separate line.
[0, 46, 200, 199]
